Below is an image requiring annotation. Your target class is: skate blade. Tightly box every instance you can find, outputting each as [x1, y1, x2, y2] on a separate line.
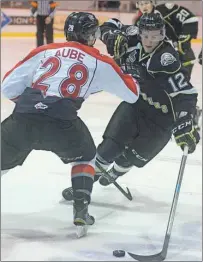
[76, 225, 88, 238]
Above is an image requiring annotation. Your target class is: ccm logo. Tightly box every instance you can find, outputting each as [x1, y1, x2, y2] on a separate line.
[173, 120, 192, 133]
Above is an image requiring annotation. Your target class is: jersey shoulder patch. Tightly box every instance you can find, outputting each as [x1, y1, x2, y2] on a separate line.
[147, 42, 181, 74]
[160, 52, 177, 66]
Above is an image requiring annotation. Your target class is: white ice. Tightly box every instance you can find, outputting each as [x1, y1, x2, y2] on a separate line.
[1, 38, 202, 261]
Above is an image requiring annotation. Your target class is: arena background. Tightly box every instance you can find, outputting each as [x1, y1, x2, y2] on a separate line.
[1, 0, 202, 42]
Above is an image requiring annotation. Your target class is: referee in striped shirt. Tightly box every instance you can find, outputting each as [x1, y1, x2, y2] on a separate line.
[30, 1, 58, 47]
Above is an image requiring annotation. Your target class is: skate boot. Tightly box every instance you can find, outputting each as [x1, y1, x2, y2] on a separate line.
[73, 201, 95, 238]
[62, 187, 73, 201]
[99, 162, 132, 186]
[99, 166, 121, 186]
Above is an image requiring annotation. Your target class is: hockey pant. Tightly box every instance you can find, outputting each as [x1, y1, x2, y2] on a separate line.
[97, 101, 172, 169]
[1, 113, 96, 203]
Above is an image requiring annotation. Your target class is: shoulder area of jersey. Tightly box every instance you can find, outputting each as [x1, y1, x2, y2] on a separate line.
[148, 42, 181, 74]
[165, 3, 175, 9]
[159, 42, 180, 67]
[61, 41, 102, 57]
[160, 52, 178, 67]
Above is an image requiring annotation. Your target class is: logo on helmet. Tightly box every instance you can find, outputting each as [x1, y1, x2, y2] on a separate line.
[68, 25, 74, 32]
[161, 52, 177, 66]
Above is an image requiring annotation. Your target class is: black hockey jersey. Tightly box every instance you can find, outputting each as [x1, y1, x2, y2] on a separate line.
[133, 3, 198, 44]
[100, 19, 198, 129]
[156, 3, 198, 42]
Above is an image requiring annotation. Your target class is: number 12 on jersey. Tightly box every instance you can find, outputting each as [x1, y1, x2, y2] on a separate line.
[168, 72, 188, 92]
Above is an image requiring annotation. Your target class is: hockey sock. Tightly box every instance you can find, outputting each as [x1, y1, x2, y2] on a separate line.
[95, 154, 112, 173]
[113, 162, 133, 176]
[71, 163, 95, 205]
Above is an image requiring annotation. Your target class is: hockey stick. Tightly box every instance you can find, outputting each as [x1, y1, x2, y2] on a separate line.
[126, 146, 189, 261]
[113, 180, 133, 201]
[96, 162, 133, 201]
[182, 58, 200, 67]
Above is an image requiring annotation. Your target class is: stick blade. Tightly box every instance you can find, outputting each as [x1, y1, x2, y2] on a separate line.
[126, 187, 133, 200]
[113, 182, 133, 201]
[127, 251, 166, 262]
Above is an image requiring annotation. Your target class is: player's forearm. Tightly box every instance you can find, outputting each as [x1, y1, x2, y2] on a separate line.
[171, 93, 198, 119]
[181, 22, 198, 40]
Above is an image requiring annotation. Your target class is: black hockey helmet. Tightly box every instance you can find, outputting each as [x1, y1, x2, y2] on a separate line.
[138, 13, 165, 39]
[64, 12, 100, 46]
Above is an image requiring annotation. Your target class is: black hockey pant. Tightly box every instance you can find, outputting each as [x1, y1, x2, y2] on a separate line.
[97, 102, 172, 169]
[1, 113, 96, 203]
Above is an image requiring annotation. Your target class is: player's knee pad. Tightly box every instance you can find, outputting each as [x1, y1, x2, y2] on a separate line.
[71, 158, 95, 204]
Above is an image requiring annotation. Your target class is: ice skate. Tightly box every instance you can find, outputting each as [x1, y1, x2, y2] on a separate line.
[73, 202, 95, 238]
[62, 187, 73, 201]
[99, 166, 121, 186]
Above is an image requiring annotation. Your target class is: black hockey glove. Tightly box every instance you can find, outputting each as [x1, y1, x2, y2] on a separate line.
[106, 30, 128, 59]
[121, 62, 145, 84]
[178, 35, 191, 55]
[172, 114, 200, 154]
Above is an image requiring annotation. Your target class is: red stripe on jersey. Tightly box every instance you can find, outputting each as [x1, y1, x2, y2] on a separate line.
[3, 42, 138, 96]
[71, 164, 95, 177]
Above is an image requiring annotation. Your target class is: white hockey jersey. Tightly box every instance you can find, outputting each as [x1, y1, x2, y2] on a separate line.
[2, 42, 139, 120]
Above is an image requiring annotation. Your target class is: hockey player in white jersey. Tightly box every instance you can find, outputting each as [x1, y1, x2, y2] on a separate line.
[1, 12, 140, 237]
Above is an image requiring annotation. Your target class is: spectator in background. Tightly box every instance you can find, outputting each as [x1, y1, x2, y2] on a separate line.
[98, 1, 120, 10]
[30, 1, 58, 47]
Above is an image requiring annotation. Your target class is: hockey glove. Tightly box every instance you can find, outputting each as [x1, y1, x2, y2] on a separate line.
[106, 30, 128, 59]
[178, 34, 191, 55]
[172, 114, 200, 154]
[121, 62, 145, 84]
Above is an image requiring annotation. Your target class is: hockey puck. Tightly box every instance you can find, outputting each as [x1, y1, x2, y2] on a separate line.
[113, 250, 126, 257]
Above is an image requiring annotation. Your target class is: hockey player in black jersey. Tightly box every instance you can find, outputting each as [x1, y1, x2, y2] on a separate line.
[96, 12, 200, 186]
[131, 1, 201, 135]
[133, 1, 198, 79]
[62, 13, 200, 199]
[156, 3, 198, 77]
